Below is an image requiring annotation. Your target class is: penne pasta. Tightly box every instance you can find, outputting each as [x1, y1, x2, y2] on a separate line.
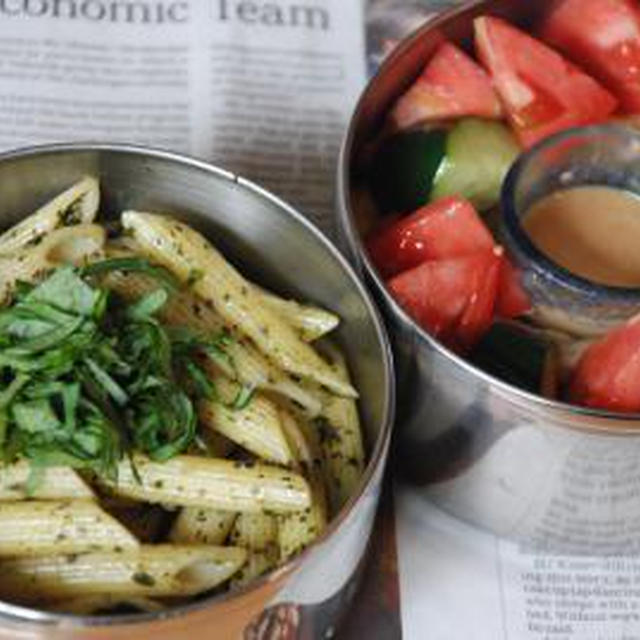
[198, 377, 293, 465]
[169, 508, 237, 546]
[278, 410, 328, 560]
[42, 224, 106, 266]
[278, 407, 323, 475]
[0, 545, 247, 602]
[121, 212, 356, 398]
[314, 344, 365, 513]
[0, 500, 138, 557]
[229, 512, 279, 588]
[317, 400, 365, 513]
[106, 239, 337, 341]
[0, 176, 99, 255]
[0, 462, 93, 500]
[0, 187, 366, 610]
[254, 286, 340, 342]
[103, 455, 311, 514]
[0, 224, 106, 303]
[102, 267, 323, 416]
[229, 512, 278, 552]
[278, 490, 327, 562]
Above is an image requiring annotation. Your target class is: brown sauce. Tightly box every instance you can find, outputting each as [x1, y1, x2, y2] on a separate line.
[523, 185, 640, 287]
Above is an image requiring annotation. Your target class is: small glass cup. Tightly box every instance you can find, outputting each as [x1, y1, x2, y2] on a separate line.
[500, 123, 640, 336]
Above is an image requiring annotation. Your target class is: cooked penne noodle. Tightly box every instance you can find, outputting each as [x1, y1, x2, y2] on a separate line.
[0, 500, 138, 557]
[254, 286, 340, 342]
[205, 337, 322, 418]
[102, 267, 322, 416]
[101, 266, 232, 380]
[0, 224, 106, 302]
[0, 545, 247, 602]
[0, 462, 93, 500]
[278, 407, 323, 475]
[317, 397, 364, 513]
[198, 378, 293, 465]
[229, 513, 279, 588]
[0, 176, 99, 255]
[278, 487, 327, 562]
[106, 239, 337, 342]
[229, 512, 278, 551]
[104, 455, 311, 513]
[121, 212, 356, 398]
[278, 410, 328, 560]
[314, 344, 365, 512]
[169, 508, 237, 545]
[42, 224, 105, 266]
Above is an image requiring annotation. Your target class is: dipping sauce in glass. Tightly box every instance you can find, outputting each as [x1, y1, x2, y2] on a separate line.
[523, 185, 640, 287]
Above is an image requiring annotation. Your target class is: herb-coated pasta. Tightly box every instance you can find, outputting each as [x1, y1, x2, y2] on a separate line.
[0, 179, 366, 613]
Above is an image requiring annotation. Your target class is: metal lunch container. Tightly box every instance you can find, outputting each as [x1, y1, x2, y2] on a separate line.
[0, 144, 394, 639]
[337, 0, 640, 555]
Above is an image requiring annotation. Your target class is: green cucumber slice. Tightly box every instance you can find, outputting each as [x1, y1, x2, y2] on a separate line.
[369, 129, 447, 214]
[431, 118, 520, 211]
[469, 321, 558, 397]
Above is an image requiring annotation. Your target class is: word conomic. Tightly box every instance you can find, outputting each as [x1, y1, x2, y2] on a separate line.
[0, 0, 188, 23]
[216, 0, 330, 30]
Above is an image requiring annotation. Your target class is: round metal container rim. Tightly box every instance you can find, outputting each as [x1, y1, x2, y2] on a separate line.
[0, 142, 396, 627]
[336, 1, 640, 431]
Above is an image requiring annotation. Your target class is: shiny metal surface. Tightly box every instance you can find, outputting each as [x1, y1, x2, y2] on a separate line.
[337, 0, 640, 555]
[0, 144, 394, 639]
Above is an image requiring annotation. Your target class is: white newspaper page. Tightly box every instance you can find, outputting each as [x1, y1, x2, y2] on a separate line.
[0, 0, 366, 236]
[396, 486, 640, 640]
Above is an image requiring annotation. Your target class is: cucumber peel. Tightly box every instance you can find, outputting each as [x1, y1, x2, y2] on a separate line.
[469, 321, 558, 397]
[369, 129, 447, 214]
[431, 118, 520, 211]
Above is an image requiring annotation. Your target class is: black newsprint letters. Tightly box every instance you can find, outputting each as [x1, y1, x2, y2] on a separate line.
[0, 0, 189, 23]
[216, 0, 329, 30]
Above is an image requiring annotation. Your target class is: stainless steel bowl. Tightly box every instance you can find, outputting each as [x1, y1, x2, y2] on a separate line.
[337, 0, 640, 555]
[0, 143, 394, 639]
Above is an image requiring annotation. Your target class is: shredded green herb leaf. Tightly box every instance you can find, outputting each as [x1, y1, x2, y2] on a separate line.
[0, 264, 233, 484]
[231, 384, 256, 411]
[81, 257, 179, 290]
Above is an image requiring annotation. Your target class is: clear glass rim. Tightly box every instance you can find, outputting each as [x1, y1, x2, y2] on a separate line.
[501, 122, 640, 303]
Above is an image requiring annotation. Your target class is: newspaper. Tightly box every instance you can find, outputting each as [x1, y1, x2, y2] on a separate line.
[0, 0, 366, 238]
[396, 487, 640, 640]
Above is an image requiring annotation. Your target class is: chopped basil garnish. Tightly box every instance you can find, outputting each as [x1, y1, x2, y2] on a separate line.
[0, 264, 234, 484]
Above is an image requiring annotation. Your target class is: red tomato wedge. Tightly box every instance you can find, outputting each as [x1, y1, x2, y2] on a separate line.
[366, 196, 494, 278]
[387, 247, 502, 350]
[457, 249, 503, 349]
[389, 41, 503, 129]
[570, 315, 640, 412]
[474, 16, 618, 147]
[496, 258, 532, 318]
[540, 0, 640, 113]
